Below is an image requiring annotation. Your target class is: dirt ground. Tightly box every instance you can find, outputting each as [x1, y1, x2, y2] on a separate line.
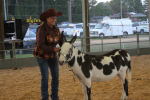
[0, 55, 150, 100]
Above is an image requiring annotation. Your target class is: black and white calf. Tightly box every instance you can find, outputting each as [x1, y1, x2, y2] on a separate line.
[59, 34, 132, 100]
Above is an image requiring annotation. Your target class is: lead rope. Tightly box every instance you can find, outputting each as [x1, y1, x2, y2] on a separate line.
[68, 64, 78, 100]
[68, 64, 76, 82]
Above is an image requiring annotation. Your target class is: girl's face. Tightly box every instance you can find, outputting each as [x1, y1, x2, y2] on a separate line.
[46, 16, 57, 26]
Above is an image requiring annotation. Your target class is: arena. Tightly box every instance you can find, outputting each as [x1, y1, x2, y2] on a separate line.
[0, 55, 150, 100]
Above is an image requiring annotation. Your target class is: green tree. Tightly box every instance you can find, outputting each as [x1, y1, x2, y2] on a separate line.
[109, 0, 121, 14]
[109, 0, 126, 17]
[55, 1, 68, 23]
[14, 2, 21, 19]
[89, 0, 97, 18]
[143, 0, 148, 18]
[109, 0, 133, 18]
[7, 0, 16, 20]
[134, 0, 144, 13]
[71, 0, 82, 23]
[94, 2, 113, 16]
[143, 0, 148, 11]
[5, 0, 83, 23]
[123, 0, 144, 13]
[42, 0, 68, 23]
[24, 0, 38, 19]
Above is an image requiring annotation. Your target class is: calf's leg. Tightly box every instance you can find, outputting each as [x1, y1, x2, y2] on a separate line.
[118, 70, 128, 100]
[86, 86, 91, 100]
[81, 82, 88, 100]
[84, 80, 91, 100]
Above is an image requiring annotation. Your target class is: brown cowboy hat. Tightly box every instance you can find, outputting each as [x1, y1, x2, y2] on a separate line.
[40, 8, 63, 21]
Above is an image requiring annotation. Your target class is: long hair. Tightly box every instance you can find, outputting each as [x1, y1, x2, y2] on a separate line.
[40, 22, 44, 26]
[40, 20, 47, 26]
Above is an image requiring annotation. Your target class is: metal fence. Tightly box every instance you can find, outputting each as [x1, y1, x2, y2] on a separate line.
[0, 34, 150, 69]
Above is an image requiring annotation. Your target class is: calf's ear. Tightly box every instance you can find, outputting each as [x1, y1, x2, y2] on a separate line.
[70, 35, 77, 44]
[61, 31, 67, 43]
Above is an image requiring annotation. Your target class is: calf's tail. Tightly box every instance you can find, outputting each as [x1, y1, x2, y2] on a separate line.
[128, 61, 132, 85]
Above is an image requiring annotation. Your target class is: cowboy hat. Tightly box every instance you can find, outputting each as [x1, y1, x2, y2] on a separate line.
[40, 8, 63, 21]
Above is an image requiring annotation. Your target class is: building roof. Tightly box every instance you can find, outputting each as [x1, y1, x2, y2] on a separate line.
[91, 16, 105, 19]
[131, 13, 146, 17]
[128, 12, 136, 14]
[110, 13, 120, 18]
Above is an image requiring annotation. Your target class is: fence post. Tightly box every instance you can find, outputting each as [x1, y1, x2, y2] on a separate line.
[137, 34, 139, 56]
[12, 40, 17, 69]
[119, 36, 121, 49]
[81, 38, 83, 52]
[101, 38, 103, 52]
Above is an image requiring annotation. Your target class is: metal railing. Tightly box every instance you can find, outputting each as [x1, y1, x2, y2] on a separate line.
[0, 34, 150, 69]
[79, 34, 150, 56]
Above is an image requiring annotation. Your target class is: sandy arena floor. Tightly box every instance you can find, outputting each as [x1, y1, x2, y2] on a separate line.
[0, 55, 150, 100]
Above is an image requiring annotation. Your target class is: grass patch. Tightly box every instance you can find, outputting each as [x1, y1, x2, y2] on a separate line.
[5, 54, 34, 59]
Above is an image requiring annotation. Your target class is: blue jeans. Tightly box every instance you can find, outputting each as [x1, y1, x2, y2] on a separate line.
[36, 57, 59, 100]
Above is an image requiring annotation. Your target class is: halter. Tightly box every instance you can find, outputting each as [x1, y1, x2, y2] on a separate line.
[59, 46, 76, 81]
[60, 46, 75, 82]
[59, 46, 73, 62]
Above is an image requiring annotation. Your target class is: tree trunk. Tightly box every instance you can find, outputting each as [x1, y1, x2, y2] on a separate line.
[0, 0, 5, 59]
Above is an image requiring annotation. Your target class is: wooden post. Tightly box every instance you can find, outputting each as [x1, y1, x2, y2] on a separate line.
[82, 0, 90, 53]
[148, 0, 150, 46]
[137, 34, 139, 56]
[0, 0, 5, 59]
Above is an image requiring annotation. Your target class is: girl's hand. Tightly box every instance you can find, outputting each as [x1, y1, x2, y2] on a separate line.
[54, 47, 60, 52]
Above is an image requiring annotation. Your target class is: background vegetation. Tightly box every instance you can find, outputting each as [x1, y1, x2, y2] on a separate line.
[2, 0, 148, 23]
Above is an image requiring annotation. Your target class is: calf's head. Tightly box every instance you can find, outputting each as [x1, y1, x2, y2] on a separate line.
[58, 33, 76, 66]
